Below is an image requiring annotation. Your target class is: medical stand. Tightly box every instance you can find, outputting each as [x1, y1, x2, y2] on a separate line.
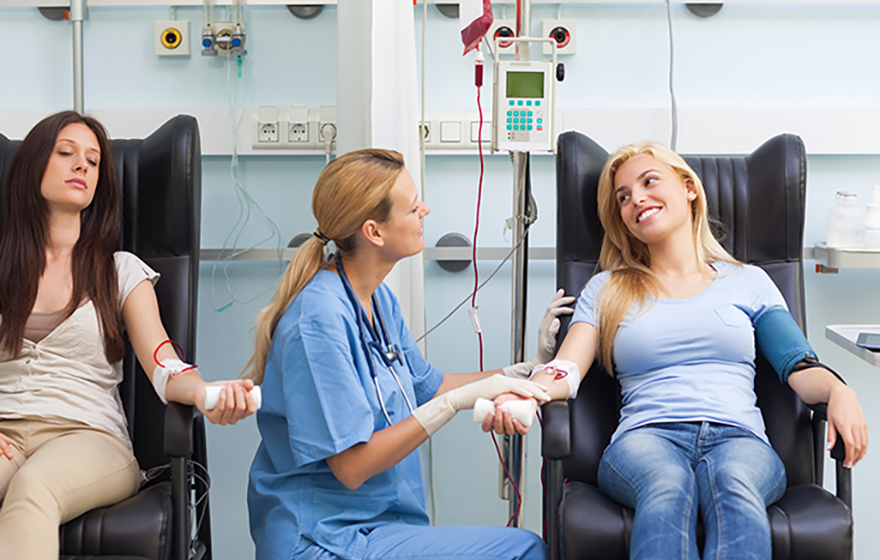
[71, 0, 87, 114]
[492, 0, 558, 525]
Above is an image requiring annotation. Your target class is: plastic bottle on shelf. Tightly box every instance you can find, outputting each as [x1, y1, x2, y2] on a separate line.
[865, 186, 880, 249]
[826, 191, 865, 249]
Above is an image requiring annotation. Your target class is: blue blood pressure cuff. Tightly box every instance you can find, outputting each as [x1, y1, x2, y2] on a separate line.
[754, 307, 818, 384]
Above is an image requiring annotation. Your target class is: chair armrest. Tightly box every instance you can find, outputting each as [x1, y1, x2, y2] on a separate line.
[164, 402, 194, 458]
[808, 403, 847, 462]
[807, 402, 852, 509]
[541, 400, 571, 459]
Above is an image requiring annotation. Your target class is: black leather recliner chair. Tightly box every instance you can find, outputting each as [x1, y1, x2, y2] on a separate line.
[542, 131, 853, 560]
[0, 115, 211, 560]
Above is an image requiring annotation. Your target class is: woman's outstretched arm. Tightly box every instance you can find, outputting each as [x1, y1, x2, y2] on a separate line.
[122, 280, 258, 425]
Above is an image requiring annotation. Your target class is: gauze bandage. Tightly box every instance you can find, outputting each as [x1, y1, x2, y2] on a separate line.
[203, 385, 263, 410]
[530, 359, 581, 400]
[473, 397, 536, 428]
[151, 359, 195, 405]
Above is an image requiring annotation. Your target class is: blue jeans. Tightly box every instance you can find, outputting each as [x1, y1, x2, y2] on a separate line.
[294, 524, 547, 560]
[597, 422, 786, 560]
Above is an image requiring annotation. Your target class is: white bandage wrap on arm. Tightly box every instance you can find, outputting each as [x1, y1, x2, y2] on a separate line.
[530, 358, 581, 400]
[151, 359, 193, 405]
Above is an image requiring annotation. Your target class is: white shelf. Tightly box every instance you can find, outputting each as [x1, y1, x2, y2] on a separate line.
[826, 325, 880, 367]
[812, 242, 880, 272]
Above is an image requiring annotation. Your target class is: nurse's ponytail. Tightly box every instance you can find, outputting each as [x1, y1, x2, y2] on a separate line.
[243, 149, 404, 384]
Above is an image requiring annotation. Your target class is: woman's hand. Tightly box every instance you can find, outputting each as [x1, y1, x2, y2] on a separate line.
[827, 384, 869, 468]
[480, 393, 537, 436]
[195, 379, 259, 425]
[0, 433, 14, 460]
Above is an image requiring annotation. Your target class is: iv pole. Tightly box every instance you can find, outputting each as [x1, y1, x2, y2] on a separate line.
[505, 0, 531, 529]
[71, 0, 87, 114]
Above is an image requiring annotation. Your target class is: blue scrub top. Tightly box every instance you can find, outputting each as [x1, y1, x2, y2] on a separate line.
[248, 269, 444, 560]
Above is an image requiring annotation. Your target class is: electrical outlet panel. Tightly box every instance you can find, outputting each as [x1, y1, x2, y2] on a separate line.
[542, 19, 577, 55]
[286, 105, 315, 149]
[253, 105, 282, 148]
[417, 111, 492, 151]
[249, 105, 337, 151]
[488, 19, 516, 54]
[419, 121, 432, 145]
[469, 120, 491, 145]
[318, 105, 338, 149]
[155, 20, 190, 56]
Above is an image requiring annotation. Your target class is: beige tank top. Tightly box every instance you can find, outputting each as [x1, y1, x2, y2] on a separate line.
[24, 309, 69, 343]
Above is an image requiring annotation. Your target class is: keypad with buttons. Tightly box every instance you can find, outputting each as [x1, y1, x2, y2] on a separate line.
[505, 99, 548, 135]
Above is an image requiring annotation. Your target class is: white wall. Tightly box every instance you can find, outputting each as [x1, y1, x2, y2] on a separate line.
[2, 3, 880, 559]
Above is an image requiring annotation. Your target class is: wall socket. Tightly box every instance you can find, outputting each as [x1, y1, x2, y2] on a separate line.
[287, 105, 314, 148]
[155, 20, 190, 56]
[253, 105, 281, 148]
[318, 105, 337, 149]
[251, 105, 336, 150]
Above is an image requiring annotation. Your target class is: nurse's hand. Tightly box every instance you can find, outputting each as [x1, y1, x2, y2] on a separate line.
[195, 379, 259, 425]
[481, 393, 537, 435]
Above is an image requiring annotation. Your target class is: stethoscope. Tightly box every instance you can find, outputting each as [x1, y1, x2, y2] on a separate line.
[335, 256, 415, 425]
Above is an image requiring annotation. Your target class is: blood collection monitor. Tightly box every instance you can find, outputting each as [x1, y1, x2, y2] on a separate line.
[493, 60, 555, 153]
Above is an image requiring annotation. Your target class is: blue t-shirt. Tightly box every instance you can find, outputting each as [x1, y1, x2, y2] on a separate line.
[572, 262, 787, 445]
[248, 270, 444, 560]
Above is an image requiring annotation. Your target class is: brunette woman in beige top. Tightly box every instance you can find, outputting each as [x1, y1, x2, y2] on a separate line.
[0, 111, 258, 559]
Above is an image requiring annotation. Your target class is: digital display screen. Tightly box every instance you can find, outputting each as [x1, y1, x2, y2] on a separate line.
[506, 71, 544, 98]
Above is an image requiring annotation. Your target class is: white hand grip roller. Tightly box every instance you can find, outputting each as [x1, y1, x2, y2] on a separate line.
[204, 385, 262, 410]
[473, 398, 534, 428]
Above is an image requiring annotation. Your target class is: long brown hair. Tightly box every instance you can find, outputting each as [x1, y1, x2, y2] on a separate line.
[242, 148, 403, 384]
[0, 111, 124, 362]
[594, 141, 738, 372]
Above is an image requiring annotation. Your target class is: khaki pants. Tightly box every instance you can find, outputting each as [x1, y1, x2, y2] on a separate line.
[0, 418, 140, 560]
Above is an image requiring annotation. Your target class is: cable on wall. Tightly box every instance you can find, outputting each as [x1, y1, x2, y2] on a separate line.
[210, 53, 285, 313]
[666, 0, 679, 151]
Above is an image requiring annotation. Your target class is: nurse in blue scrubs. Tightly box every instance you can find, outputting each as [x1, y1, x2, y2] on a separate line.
[244, 148, 551, 560]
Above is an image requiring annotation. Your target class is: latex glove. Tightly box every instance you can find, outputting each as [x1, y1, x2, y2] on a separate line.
[536, 289, 575, 364]
[502, 289, 575, 379]
[412, 375, 550, 436]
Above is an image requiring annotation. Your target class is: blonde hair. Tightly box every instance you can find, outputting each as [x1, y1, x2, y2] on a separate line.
[594, 141, 738, 372]
[243, 149, 405, 384]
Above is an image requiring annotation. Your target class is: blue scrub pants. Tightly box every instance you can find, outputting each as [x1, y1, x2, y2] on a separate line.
[295, 524, 547, 560]
[597, 422, 786, 560]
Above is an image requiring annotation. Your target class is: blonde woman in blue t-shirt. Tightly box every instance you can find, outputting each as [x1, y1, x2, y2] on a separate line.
[492, 141, 868, 560]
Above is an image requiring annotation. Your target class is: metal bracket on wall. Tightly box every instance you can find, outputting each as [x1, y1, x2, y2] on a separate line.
[38, 7, 67, 20]
[685, 3, 723, 17]
[436, 4, 459, 18]
[287, 5, 323, 19]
